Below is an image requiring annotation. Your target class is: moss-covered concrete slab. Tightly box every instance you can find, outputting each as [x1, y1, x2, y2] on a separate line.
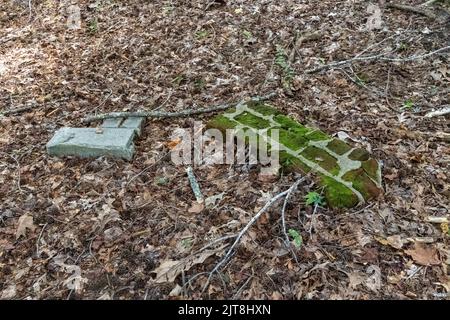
[207, 102, 383, 208]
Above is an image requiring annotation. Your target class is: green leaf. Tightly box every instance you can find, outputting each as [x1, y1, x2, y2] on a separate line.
[304, 191, 325, 206]
[403, 99, 414, 109]
[195, 30, 209, 40]
[288, 229, 303, 248]
[242, 30, 252, 39]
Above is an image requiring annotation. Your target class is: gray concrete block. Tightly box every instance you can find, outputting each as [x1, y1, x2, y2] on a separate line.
[47, 127, 136, 160]
[102, 118, 123, 128]
[101, 117, 145, 136]
[121, 117, 145, 136]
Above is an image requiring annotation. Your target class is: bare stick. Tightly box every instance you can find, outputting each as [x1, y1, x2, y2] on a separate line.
[0, 152, 22, 192]
[421, 0, 440, 6]
[36, 223, 48, 257]
[306, 46, 450, 74]
[386, 3, 437, 19]
[425, 106, 450, 118]
[202, 177, 304, 293]
[281, 178, 305, 258]
[1, 98, 68, 116]
[186, 166, 204, 203]
[28, 0, 32, 20]
[82, 92, 277, 123]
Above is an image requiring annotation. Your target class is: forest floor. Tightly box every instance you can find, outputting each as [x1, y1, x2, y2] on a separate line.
[0, 0, 449, 300]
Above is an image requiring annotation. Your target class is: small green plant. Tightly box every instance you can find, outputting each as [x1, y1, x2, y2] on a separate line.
[305, 191, 325, 206]
[288, 229, 303, 248]
[163, 5, 174, 15]
[181, 238, 193, 249]
[242, 30, 252, 39]
[155, 177, 169, 186]
[403, 99, 414, 109]
[172, 75, 184, 86]
[195, 30, 209, 40]
[194, 78, 205, 90]
[275, 45, 295, 92]
[398, 42, 409, 51]
[355, 73, 369, 86]
[88, 18, 98, 34]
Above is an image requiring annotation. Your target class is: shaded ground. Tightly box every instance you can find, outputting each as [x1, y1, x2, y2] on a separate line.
[0, 0, 449, 299]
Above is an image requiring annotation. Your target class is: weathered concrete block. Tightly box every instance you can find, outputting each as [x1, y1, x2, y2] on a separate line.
[102, 118, 123, 128]
[102, 117, 145, 136]
[47, 127, 136, 160]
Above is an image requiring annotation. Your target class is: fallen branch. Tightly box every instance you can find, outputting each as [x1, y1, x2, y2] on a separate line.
[1, 104, 38, 116]
[425, 106, 450, 118]
[0, 98, 68, 116]
[202, 177, 305, 294]
[82, 92, 277, 123]
[421, 0, 441, 6]
[386, 3, 437, 19]
[306, 45, 450, 74]
[186, 166, 204, 203]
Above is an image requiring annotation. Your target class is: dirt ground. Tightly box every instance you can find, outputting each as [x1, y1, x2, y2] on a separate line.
[0, 0, 449, 300]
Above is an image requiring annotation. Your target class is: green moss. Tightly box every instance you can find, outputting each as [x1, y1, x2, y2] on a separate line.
[248, 102, 280, 116]
[342, 169, 381, 200]
[278, 129, 310, 151]
[234, 112, 271, 129]
[349, 148, 370, 161]
[306, 130, 330, 141]
[280, 151, 311, 173]
[361, 158, 380, 182]
[300, 146, 340, 175]
[206, 115, 238, 132]
[274, 115, 310, 134]
[327, 139, 352, 155]
[321, 176, 358, 208]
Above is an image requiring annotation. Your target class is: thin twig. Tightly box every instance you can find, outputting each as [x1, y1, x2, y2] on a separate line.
[82, 92, 277, 123]
[0, 152, 22, 192]
[232, 275, 253, 300]
[387, 3, 437, 19]
[281, 178, 304, 262]
[152, 89, 173, 112]
[36, 223, 48, 258]
[305, 45, 450, 74]
[425, 106, 450, 118]
[202, 177, 305, 294]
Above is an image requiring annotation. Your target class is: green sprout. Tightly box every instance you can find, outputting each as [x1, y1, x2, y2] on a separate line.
[288, 229, 303, 248]
[403, 99, 414, 109]
[195, 30, 209, 40]
[242, 30, 252, 39]
[305, 191, 325, 206]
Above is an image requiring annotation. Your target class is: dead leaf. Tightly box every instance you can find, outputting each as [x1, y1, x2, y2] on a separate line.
[348, 272, 365, 289]
[386, 235, 406, 249]
[16, 214, 35, 239]
[404, 242, 441, 266]
[365, 265, 381, 292]
[188, 202, 205, 213]
[151, 245, 226, 283]
[166, 137, 182, 150]
[205, 192, 224, 209]
[169, 284, 183, 297]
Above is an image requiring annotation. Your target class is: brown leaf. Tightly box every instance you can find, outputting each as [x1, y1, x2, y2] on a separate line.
[150, 245, 226, 283]
[188, 202, 204, 213]
[404, 242, 441, 266]
[16, 214, 35, 239]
